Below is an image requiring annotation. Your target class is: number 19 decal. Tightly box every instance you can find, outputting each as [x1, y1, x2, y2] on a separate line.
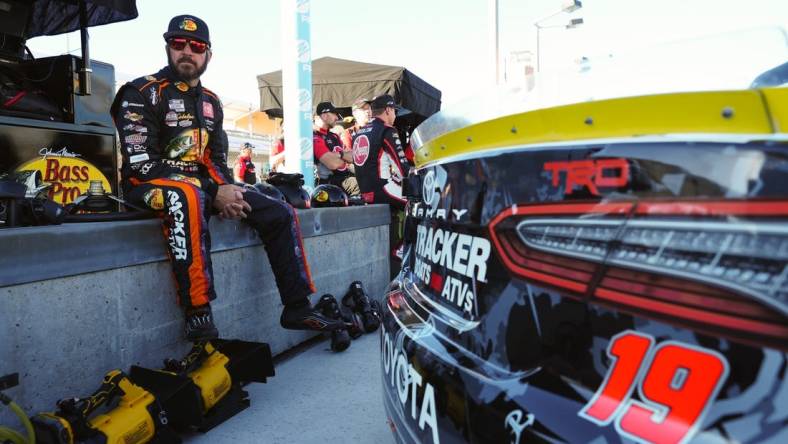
[579, 331, 729, 444]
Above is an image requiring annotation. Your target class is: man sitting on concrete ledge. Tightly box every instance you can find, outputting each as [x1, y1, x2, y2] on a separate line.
[111, 14, 344, 341]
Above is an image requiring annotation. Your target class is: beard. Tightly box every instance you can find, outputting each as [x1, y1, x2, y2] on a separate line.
[167, 52, 209, 83]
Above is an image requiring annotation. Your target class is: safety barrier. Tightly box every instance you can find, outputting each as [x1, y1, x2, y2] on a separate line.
[0, 204, 391, 425]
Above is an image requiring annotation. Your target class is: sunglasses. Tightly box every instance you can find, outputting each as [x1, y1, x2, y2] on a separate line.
[167, 38, 209, 54]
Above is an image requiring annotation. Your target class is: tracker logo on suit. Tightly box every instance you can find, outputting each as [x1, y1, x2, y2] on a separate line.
[166, 190, 188, 260]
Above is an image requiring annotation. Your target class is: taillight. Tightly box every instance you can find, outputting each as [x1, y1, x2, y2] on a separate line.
[387, 288, 406, 310]
[490, 202, 631, 295]
[489, 201, 788, 350]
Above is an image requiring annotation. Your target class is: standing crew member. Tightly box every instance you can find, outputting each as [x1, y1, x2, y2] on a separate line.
[340, 97, 371, 151]
[233, 142, 257, 184]
[111, 15, 343, 341]
[351, 94, 412, 277]
[313, 101, 359, 196]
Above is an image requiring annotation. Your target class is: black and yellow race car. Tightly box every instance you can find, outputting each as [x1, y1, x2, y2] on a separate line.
[380, 52, 788, 443]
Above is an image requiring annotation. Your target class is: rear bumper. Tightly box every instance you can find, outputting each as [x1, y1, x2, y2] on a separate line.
[380, 276, 788, 444]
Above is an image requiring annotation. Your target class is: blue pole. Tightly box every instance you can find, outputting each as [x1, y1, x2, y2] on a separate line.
[281, 0, 315, 190]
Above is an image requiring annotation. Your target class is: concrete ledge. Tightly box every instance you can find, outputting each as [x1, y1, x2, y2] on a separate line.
[0, 204, 390, 287]
[0, 204, 391, 424]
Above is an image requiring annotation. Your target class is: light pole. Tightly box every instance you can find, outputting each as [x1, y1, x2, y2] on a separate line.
[534, 0, 583, 72]
[490, 0, 500, 84]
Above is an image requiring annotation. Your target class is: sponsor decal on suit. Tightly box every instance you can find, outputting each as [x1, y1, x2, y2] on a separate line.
[203, 101, 214, 118]
[166, 190, 189, 260]
[353, 134, 370, 166]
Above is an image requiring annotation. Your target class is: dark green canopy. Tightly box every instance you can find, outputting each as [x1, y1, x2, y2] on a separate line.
[6, 0, 138, 39]
[257, 56, 442, 123]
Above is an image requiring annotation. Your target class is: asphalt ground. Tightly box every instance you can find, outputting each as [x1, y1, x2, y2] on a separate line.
[184, 331, 393, 444]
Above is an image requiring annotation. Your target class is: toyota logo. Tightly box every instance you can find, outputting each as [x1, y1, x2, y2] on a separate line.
[422, 170, 436, 208]
[422, 167, 448, 210]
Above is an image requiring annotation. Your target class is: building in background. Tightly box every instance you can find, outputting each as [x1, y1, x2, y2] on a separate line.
[505, 50, 536, 90]
[223, 99, 281, 176]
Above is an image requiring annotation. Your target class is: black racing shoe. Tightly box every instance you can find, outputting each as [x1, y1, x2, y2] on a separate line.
[342, 281, 381, 333]
[280, 300, 345, 332]
[314, 295, 352, 352]
[184, 305, 219, 342]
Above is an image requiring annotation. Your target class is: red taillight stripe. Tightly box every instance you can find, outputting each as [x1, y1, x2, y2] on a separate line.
[495, 232, 589, 294]
[502, 232, 595, 281]
[517, 256, 594, 283]
[506, 264, 588, 294]
[488, 202, 632, 233]
[517, 243, 599, 273]
[503, 231, 598, 273]
[605, 267, 744, 302]
[636, 200, 788, 216]
[595, 287, 788, 339]
[600, 276, 779, 322]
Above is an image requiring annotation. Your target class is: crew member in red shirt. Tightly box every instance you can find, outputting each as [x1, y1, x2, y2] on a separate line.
[233, 142, 257, 184]
[313, 101, 359, 196]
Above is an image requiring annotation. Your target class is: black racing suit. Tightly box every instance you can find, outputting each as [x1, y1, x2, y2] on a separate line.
[351, 117, 412, 277]
[111, 66, 315, 309]
[351, 117, 410, 208]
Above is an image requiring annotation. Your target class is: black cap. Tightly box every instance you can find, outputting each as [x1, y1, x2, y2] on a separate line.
[316, 101, 340, 116]
[370, 94, 397, 110]
[163, 15, 211, 47]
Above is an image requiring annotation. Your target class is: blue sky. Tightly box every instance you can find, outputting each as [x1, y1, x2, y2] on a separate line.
[27, 0, 788, 107]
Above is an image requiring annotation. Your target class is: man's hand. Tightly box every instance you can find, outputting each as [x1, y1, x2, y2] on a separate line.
[213, 184, 252, 219]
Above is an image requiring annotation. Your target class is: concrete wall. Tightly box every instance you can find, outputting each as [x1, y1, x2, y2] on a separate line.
[0, 205, 390, 425]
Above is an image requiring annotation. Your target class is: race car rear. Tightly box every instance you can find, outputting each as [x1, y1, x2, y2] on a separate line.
[380, 84, 788, 443]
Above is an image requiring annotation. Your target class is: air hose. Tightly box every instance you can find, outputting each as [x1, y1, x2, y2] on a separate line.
[0, 392, 35, 444]
[62, 180, 156, 222]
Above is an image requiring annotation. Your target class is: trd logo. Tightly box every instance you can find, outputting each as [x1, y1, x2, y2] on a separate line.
[544, 158, 629, 196]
